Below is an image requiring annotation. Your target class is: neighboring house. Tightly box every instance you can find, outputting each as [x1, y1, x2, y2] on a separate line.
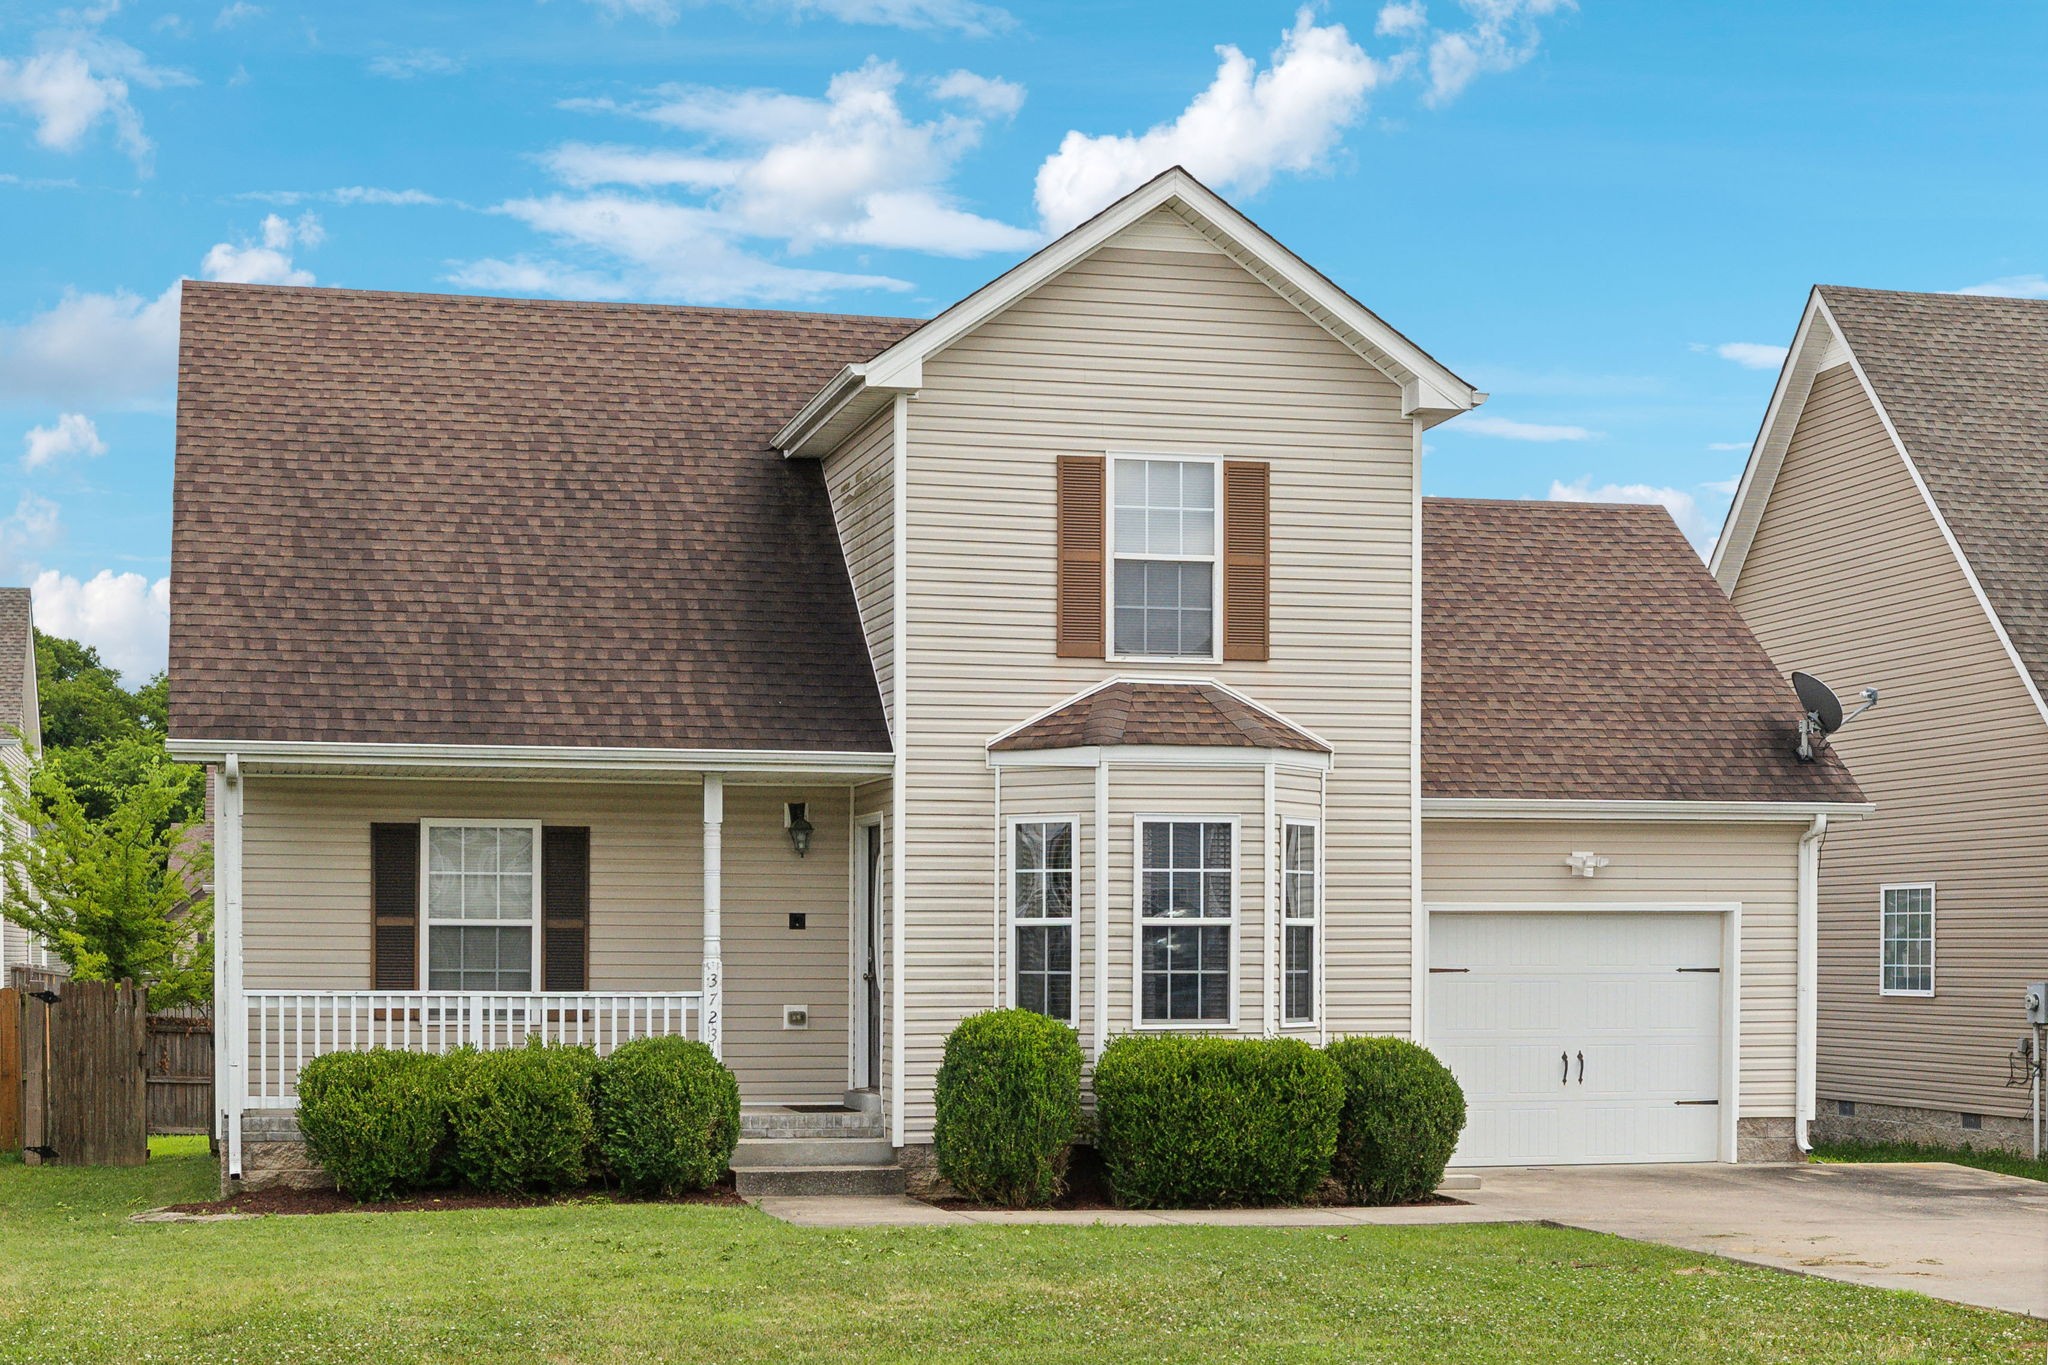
[169, 169, 1867, 1190]
[1716, 285, 2048, 1152]
[0, 587, 57, 984]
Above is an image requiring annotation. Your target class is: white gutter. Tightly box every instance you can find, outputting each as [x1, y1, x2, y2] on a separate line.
[1423, 797, 1873, 823]
[165, 738, 894, 778]
[1795, 812, 1828, 1153]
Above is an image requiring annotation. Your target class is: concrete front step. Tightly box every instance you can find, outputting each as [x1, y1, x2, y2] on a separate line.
[740, 1105, 885, 1139]
[735, 1164, 908, 1198]
[732, 1137, 895, 1169]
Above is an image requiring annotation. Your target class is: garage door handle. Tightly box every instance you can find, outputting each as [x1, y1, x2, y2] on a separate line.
[1576, 1051, 1585, 1084]
[1561, 1051, 1569, 1084]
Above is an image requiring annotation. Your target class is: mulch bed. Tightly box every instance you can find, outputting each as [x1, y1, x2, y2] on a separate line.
[164, 1174, 745, 1217]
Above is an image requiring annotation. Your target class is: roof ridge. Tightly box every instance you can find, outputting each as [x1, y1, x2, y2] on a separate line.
[179, 278, 926, 328]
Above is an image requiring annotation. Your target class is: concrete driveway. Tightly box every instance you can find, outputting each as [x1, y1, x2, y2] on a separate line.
[1461, 1162, 2048, 1318]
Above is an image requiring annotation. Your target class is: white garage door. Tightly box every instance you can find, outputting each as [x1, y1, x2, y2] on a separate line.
[1427, 911, 1725, 1167]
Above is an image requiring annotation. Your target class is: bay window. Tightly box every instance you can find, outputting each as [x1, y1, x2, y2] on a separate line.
[1138, 818, 1235, 1024]
[1283, 820, 1318, 1025]
[1011, 819, 1077, 1022]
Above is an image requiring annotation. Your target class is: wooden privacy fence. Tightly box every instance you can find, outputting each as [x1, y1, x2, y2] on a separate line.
[145, 1006, 214, 1136]
[6, 980, 150, 1165]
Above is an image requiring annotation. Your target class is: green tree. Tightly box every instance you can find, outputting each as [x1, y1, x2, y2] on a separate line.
[0, 749, 212, 1007]
[35, 632, 146, 750]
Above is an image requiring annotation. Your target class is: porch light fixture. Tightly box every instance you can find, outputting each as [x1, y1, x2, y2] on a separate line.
[784, 802, 814, 858]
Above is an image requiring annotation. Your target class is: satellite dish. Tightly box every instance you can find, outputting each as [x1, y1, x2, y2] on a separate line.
[1791, 670, 1878, 761]
[1792, 672, 1844, 735]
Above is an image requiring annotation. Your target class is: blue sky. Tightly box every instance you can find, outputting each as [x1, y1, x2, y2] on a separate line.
[3, 0, 2046, 679]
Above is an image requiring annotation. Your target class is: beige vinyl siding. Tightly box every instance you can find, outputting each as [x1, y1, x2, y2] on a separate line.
[241, 777, 857, 1103]
[1421, 818, 1804, 1116]
[823, 410, 898, 735]
[896, 211, 1416, 1138]
[1731, 363, 2048, 1120]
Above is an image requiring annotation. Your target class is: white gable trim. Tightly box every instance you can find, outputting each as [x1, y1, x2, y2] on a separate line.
[1712, 290, 2048, 737]
[776, 167, 1480, 457]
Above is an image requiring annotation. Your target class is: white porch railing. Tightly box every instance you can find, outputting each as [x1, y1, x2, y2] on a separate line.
[244, 990, 703, 1106]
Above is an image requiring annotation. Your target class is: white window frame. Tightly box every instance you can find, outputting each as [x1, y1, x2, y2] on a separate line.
[1105, 452, 1225, 664]
[1006, 816, 1081, 1024]
[1280, 818, 1320, 1028]
[419, 819, 545, 993]
[1878, 882, 1935, 998]
[1132, 814, 1239, 1029]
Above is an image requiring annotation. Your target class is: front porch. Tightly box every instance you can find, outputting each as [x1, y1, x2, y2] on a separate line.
[207, 757, 895, 1182]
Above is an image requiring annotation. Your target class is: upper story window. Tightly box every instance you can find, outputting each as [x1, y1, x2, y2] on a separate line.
[1880, 883, 1934, 996]
[1111, 457, 1218, 659]
[424, 821, 541, 991]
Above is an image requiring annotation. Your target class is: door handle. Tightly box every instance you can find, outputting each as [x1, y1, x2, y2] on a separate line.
[1561, 1051, 1569, 1084]
[1576, 1051, 1585, 1084]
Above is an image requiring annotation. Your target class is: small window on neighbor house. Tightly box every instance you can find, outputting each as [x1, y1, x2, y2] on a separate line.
[1282, 822, 1318, 1026]
[1111, 458, 1218, 658]
[1011, 821, 1076, 1023]
[1880, 884, 1934, 996]
[424, 822, 541, 991]
[1138, 819, 1234, 1024]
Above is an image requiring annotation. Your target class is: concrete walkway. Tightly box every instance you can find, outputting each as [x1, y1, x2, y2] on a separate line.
[755, 1161, 2048, 1318]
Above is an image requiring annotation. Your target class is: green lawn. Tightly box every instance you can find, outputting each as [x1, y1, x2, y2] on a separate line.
[0, 1142, 2035, 1364]
[1812, 1139, 2048, 1184]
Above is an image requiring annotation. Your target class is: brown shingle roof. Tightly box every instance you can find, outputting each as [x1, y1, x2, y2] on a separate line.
[1423, 498, 1864, 803]
[989, 681, 1329, 753]
[170, 282, 919, 751]
[1818, 285, 2048, 704]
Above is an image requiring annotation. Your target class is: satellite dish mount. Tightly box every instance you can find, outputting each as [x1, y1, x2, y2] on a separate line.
[1792, 671, 1878, 762]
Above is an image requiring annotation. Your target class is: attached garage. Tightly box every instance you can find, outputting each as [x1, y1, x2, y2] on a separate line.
[1427, 908, 1732, 1165]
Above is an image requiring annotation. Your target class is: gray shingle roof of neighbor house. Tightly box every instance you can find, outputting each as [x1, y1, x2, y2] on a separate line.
[0, 587, 35, 747]
[990, 681, 1331, 754]
[1422, 498, 1865, 804]
[170, 281, 918, 751]
[1817, 285, 2048, 706]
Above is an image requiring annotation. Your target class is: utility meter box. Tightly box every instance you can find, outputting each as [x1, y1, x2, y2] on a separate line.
[2028, 983, 2048, 1028]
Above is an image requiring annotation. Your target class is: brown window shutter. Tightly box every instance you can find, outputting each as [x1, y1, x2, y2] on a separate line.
[1056, 455, 1107, 658]
[542, 827, 590, 991]
[370, 823, 419, 989]
[1222, 461, 1271, 662]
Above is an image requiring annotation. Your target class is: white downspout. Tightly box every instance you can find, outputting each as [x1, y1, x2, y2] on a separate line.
[702, 773, 724, 1062]
[218, 753, 244, 1180]
[1795, 812, 1827, 1153]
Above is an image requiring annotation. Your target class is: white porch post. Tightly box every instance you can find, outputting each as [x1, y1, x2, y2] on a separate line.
[702, 773, 724, 1060]
[217, 754, 245, 1179]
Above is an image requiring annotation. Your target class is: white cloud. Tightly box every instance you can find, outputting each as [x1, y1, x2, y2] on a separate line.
[465, 194, 910, 304]
[30, 568, 170, 682]
[1957, 274, 2048, 299]
[199, 211, 321, 285]
[0, 283, 180, 408]
[1376, 2, 1428, 36]
[214, 1, 262, 27]
[368, 50, 463, 79]
[1701, 476, 1742, 495]
[1421, 0, 1574, 107]
[0, 35, 191, 171]
[240, 185, 450, 207]
[579, 0, 1013, 34]
[21, 412, 106, 470]
[1700, 340, 1789, 370]
[1706, 441, 1748, 452]
[1458, 414, 1597, 442]
[931, 69, 1023, 118]
[1548, 477, 1712, 546]
[1034, 9, 1379, 234]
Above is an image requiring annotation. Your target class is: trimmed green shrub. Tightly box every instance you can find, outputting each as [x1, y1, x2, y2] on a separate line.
[592, 1037, 740, 1196]
[933, 1009, 1084, 1207]
[445, 1040, 600, 1194]
[1093, 1034, 1343, 1208]
[1326, 1036, 1467, 1206]
[296, 1049, 455, 1202]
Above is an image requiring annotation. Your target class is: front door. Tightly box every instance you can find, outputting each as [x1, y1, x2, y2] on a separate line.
[855, 821, 883, 1090]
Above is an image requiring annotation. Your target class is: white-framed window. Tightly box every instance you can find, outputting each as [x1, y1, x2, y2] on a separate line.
[1880, 883, 1934, 997]
[1282, 820, 1319, 1026]
[1136, 817, 1236, 1025]
[423, 820, 542, 992]
[1110, 456, 1220, 660]
[1010, 818, 1078, 1023]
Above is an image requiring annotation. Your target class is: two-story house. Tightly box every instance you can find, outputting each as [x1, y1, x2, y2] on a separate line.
[169, 169, 1867, 1192]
